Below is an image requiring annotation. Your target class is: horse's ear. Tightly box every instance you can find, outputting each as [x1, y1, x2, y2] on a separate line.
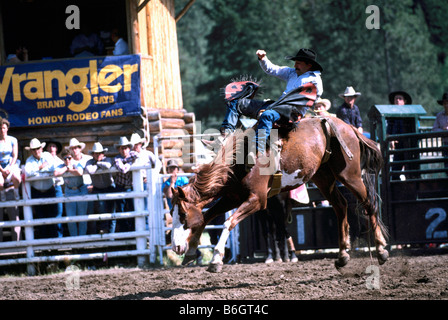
[177, 186, 186, 200]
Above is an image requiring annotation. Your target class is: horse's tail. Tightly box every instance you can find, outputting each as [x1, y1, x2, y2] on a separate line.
[352, 129, 389, 239]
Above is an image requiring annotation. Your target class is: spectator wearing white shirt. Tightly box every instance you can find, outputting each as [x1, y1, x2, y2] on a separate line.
[85, 142, 116, 234]
[24, 138, 58, 239]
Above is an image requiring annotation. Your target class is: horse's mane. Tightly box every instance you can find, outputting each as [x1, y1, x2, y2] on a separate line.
[188, 130, 247, 202]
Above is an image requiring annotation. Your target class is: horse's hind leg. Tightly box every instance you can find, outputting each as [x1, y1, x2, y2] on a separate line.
[339, 174, 389, 265]
[312, 170, 351, 268]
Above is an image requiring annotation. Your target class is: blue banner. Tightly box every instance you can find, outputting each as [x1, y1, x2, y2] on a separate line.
[0, 54, 141, 127]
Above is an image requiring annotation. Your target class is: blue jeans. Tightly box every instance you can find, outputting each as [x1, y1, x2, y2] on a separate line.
[92, 185, 116, 233]
[254, 109, 281, 154]
[31, 186, 58, 239]
[221, 100, 240, 132]
[115, 185, 134, 232]
[65, 184, 88, 237]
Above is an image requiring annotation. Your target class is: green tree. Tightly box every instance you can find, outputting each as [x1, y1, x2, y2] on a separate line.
[178, 0, 311, 128]
[176, 0, 444, 132]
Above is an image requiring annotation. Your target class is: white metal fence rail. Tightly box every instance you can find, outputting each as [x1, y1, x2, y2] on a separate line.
[0, 166, 151, 275]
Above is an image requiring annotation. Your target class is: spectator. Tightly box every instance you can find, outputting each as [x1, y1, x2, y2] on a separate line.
[6, 45, 28, 64]
[130, 133, 161, 183]
[432, 92, 448, 168]
[0, 190, 21, 241]
[68, 137, 92, 185]
[162, 159, 201, 263]
[387, 91, 419, 179]
[45, 140, 64, 237]
[162, 159, 189, 209]
[0, 118, 21, 201]
[54, 149, 87, 237]
[24, 139, 58, 239]
[130, 133, 161, 230]
[85, 142, 116, 234]
[70, 29, 104, 57]
[66, 138, 91, 236]
[336, 86, 363, 133]
[111, 28, 129, 56]
[313, 98, 333, 117]
[114, 136, 138, 232]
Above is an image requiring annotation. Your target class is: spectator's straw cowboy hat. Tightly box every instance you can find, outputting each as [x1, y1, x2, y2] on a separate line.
[89, 142, 108, 154]
[285, 48, 323, 72]
[389, 91, 413, 104]
[314, 98, 331, 111]
[114, 136, 133, 149]
[437, 92, 448, 105]
[339, 86, 361, 98]
[166, 159, 179, 168]
[25, 138, 46, 150]
[68, 138, 86, 150]
[130, 133, 145, 145]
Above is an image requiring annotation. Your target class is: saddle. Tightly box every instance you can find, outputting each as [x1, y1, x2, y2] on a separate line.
[265, 116, 354, 198]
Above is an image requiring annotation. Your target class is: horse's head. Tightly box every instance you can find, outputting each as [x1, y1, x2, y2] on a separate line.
[170, 185, 204, 255]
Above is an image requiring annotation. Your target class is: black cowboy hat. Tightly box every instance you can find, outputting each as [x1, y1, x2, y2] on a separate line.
[389, 91, 412, 104]
[285, 48, 323, 72]
[44, 140, 63, 154]
[437, 92, 448, 105]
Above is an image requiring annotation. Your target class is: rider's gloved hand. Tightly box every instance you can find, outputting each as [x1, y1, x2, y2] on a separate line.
[256, 49, 266, 60]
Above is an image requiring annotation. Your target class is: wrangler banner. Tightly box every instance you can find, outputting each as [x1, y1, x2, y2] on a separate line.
[0, 54, 141, 127]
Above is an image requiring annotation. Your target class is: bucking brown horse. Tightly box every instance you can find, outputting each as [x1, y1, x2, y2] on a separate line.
[170, 116, 389, 272]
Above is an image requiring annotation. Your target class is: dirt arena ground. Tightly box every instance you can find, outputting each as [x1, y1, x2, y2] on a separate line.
[1, 249, 448, 302]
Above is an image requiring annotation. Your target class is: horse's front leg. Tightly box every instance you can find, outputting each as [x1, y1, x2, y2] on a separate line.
[207, 219, 232, 272]
[181, 226, 203, 266]
[207, 192, 266, 272]
[182, 196, 240, 266]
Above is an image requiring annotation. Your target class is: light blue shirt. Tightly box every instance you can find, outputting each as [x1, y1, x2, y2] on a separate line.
[72, 153, 93, 185]
[259, 57, 323, 100]
[113, 38, 129, 56]
[57, 162, 84, 188]
[25, 151, 55, 191]
[0, 135, 17, 168]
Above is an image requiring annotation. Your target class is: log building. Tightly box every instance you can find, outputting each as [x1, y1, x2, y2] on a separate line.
[0, 0, 197, 172]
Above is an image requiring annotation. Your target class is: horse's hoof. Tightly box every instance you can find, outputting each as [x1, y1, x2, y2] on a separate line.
[334, 255, 350, 269]
[207, 263, 223, 273]
[377, 250, 389, 265]
[182, 255, 196, 266]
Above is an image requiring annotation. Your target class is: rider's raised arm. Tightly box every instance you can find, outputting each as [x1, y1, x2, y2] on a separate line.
[258, 54, 294, 82]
